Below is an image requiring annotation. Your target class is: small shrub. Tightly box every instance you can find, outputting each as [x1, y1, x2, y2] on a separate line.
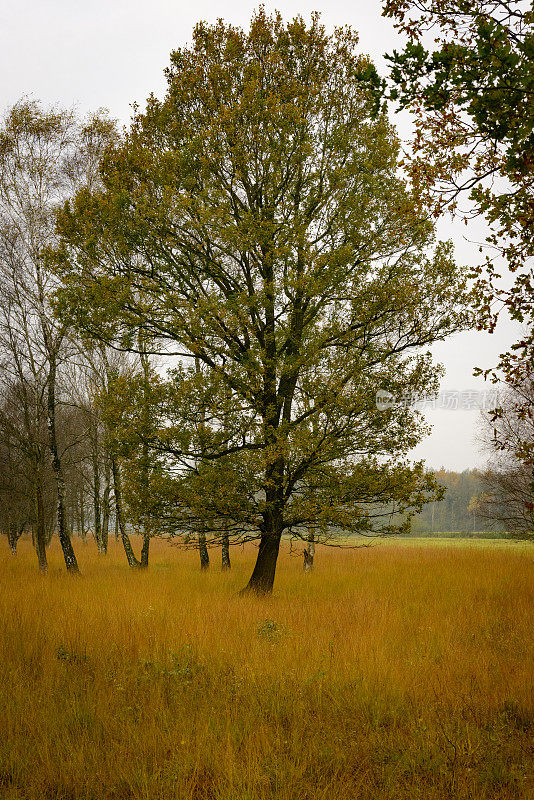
[257, 618, 285, 642]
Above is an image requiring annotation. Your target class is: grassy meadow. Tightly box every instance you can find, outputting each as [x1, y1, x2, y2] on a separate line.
[0, 536, 532, 800]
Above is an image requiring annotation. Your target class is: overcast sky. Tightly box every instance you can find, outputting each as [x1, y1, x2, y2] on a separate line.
[0, 1, 519, 471]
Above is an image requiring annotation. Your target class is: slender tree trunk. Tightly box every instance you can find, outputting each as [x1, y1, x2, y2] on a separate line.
[34, 477, 48, 574]
[111, 455, 140, 568]
[47, 356, 79, 573]
[221, 529, 231, 570]
[101, 495, 109, 552]
[141, 532, 150, 568]
[193, 357, 210, 571]
[101, 458, 110, 553]
[199, 527, 210, 570]
[64, 491, 72, 539]
[7, 523, 24, 555]
[138, 339, 151, 570]
[8, 525, 17, 555]
[79, 487, 86, 542]
[92, 422, 103, 552]
[303, 530, 315, 572]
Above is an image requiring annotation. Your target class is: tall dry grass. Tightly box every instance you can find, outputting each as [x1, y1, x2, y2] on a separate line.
[0, 536, 532, 799]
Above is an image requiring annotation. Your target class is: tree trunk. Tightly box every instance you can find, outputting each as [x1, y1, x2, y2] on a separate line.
[243, 530, 282, 594]
[242, 428, 285, 593]
[92, 422, 103, 552]
[221, 529, 231, 570]
[199, 528, 210, 570]
[243, 472, 284, 594]
[241, 253, 286, 595]
[101, 457, 110, 553]
[47, 355, 79, 573]
[138, 339, 151, 570]
[243, 448, 284, 593]
[7, 523, 23, 555]
[193, 357, 210, 572]
[111, 456, 140, 568]
[242, 450, 285, 593]
[34, 477, 48, 574]
[303, 530, 315, 572]
[140, 532, 150, 568]
[8, 526, 17, 555]
[79, 487, 86, 542]
[102, 475, 109, 553]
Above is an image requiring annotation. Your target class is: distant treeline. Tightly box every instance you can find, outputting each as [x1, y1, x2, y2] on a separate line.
[410, 469, 504, 536]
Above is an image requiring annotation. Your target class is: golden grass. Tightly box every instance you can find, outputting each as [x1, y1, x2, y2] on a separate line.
[0, 536, 532, 799]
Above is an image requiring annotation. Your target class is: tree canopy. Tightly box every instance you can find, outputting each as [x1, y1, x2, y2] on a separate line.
[383, 0, 534, 411]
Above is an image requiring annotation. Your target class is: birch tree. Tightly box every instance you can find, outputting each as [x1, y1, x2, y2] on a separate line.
[0, 100, 115, 572]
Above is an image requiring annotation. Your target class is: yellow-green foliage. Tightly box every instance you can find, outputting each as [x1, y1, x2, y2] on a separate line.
[0, 538, 532, 799]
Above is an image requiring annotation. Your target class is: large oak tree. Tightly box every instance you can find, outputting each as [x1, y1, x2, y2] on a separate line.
[52, 10, 470, 592]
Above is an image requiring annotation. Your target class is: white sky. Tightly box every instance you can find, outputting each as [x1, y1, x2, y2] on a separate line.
[0, 0, 519, 471]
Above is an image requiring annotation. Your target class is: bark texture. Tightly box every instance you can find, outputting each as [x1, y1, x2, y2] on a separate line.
[140, 532, 150, 568]
[47, 356, 79, 573]
[199, 529, 210, 570]
[92, 423, 103, 552]
[111, 456, 141, 568]
[101, 458, 111, 553]
[221, 530, 231, 571]
[243, 528, 282, 595]
[303, 531, 315, 572]
[34, 477, 48, 574]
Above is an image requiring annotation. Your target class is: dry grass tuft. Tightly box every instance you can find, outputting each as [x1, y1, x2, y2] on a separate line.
[0, 537, 532, 799]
